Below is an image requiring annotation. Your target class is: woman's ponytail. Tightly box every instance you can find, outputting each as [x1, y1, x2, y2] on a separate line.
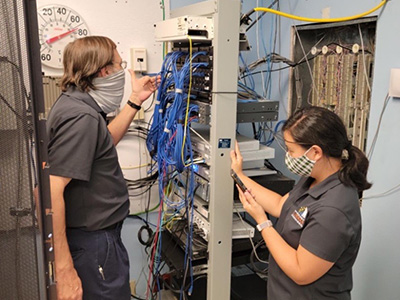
[339, 145, 372, 192]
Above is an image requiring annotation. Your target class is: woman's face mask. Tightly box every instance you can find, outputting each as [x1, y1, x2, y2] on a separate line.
[285, 147, 316, 177]
[88, 69, 125, 114]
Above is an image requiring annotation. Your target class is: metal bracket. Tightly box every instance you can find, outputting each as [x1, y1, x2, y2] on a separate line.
[193, 264, 208, 276]
[38, 112, 46, 121]
[10, 207, 32, 217]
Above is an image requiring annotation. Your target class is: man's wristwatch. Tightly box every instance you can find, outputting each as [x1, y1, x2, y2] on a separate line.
[127, 100, 142, 110]
[256, 220, 273, 232]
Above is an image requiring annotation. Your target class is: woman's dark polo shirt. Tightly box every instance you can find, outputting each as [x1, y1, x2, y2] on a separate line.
[268, 173, 361, 300]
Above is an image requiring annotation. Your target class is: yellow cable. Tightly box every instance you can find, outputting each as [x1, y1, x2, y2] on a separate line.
[254, 0, 387, 23]
[181, 35, 193, 167]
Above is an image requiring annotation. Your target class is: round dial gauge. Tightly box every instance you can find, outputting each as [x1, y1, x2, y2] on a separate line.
[38, 5, 90, 69]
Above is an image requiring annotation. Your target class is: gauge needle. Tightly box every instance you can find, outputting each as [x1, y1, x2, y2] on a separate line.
[46, 28, 78, 44]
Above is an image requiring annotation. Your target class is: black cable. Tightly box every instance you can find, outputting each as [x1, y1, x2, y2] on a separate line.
[138, 225, 154, 246]
[268, 3, 280, 94]
[231, 288, 245, 300]
[157, 273, 181, 294]
[180, 173, 191, 294]
[144, 92, 156, 112]
[243, 0, 280, 31]
[240, 54, 318, 79]
[125, 172, 158, 186]
[241, 8, 256, 25]
[246, 11, 267, 31]
[131, 294, 146, 300]
[127, 125, 150, 134]
[264, 159, 282, 175]
[128, 185, 156, 197]
[0, 56, 28, 96]
[0, 92, 23, 119]
[126, 177, 157, 188]
[145, 176, 152, 223]
[249, 239, 269, 275]
[158, 273, 207, 294]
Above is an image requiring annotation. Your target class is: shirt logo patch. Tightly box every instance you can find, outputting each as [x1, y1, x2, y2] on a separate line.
[291, 206, 308, 228]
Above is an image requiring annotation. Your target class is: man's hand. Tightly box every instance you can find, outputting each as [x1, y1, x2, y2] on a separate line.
[49, 175, 82, 300]
[128, 70, 160, 104]
[56, 267, 83, 300]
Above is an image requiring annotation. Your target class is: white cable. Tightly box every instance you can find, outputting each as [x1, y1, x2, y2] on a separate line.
[121, 163, 151, 170]
[189, 127, 210, 147]
[367, 93, 389, 160]
[274, 135, 287, 152]
[276, 11, 287, 114]
[256, 0, 267, 97]
[358, 24, 372, 92]
[134, 246, 150, 298]
[287, 1, 320, 104]
[363, 182, 400, 199]
[139, 61, 143, 74]
[234, 208, 269, 264]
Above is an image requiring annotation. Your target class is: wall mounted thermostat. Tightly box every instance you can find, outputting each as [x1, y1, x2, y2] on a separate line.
[37, 5, 90, 69]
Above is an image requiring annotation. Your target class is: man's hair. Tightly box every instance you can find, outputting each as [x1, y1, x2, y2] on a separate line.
[60, 36, 116, 92]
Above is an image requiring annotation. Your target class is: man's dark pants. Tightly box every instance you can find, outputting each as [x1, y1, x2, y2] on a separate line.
[66, 222, 130, 300]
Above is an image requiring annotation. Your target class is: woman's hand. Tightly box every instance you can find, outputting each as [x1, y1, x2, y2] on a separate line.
[230, 141, 243, 175]
[237, 186, 268, 225]
[128, 70, 161, 104]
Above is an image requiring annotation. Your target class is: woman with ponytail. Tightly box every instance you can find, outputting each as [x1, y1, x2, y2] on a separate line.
[231, 106, 371, 300]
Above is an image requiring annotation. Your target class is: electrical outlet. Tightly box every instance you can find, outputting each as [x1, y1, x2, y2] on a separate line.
[130, 48, 147, 72]
[133, 108, 145, 120]
[322, 7, 331, 18]
[129, 280, 136, 295]
[389, 68, 400, 98]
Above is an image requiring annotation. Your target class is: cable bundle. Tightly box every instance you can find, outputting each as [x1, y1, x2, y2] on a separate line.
[146, 48, 209, 207]
[145, 44, 209, 299]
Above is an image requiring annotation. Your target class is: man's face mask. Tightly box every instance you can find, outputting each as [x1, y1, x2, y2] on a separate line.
[88, 69, 125, 114]
[285, 147, 316, 177]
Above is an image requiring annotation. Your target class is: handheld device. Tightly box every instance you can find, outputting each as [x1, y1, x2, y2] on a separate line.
[230, 169, 248, 192]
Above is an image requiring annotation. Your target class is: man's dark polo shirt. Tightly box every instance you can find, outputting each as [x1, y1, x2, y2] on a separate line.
[268, 173, 361, 300]
[46, 86, 129, 231]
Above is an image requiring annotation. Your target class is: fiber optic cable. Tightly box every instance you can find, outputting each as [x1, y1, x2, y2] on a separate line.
[181, 35, 193, 168]
[254, 0, 387, 23]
